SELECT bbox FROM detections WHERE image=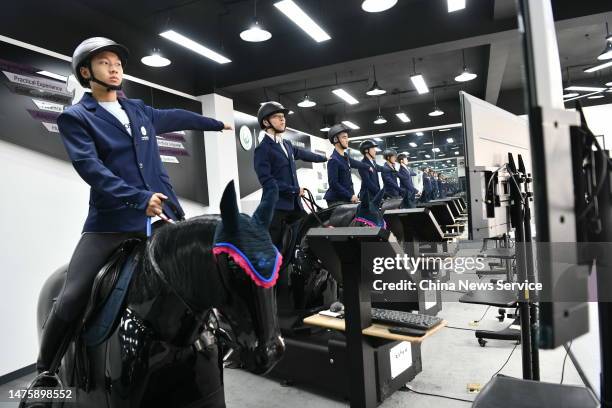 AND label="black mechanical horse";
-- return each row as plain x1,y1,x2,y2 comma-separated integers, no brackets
275,188,402,330
29,181,284,408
